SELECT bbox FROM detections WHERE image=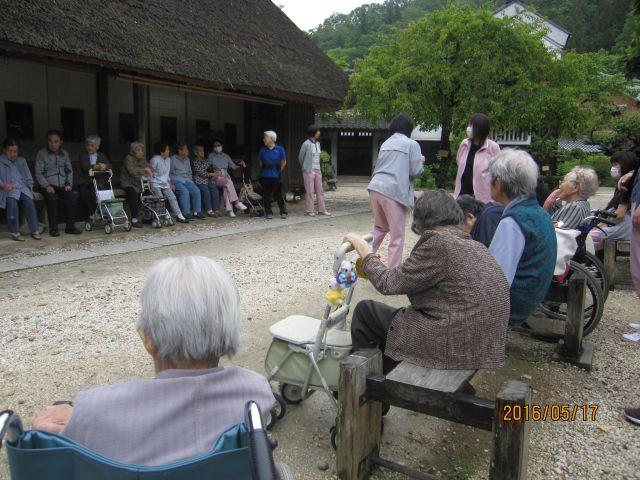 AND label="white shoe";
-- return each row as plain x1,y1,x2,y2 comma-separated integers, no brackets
629,323,640,332
622,332,640,344
227,210,236,218
235,202,247,211
305,211,316,217
318,211,332,216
